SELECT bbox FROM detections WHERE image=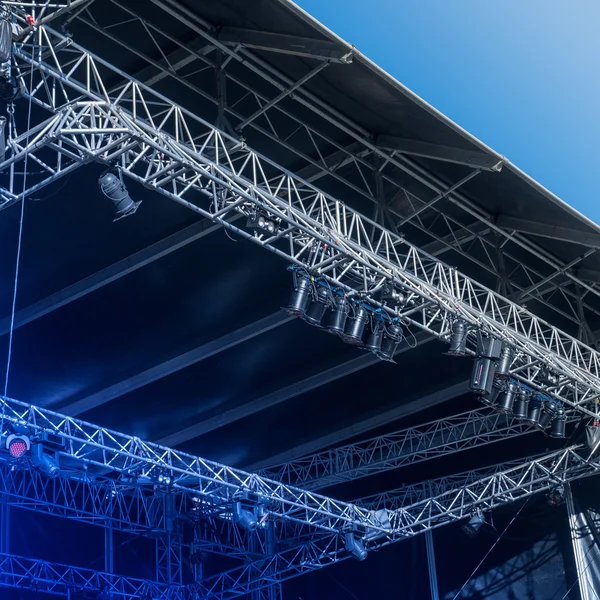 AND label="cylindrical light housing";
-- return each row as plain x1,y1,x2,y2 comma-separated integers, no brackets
446,320,469,356
303,285,331,327
342,306,369,345
496,382,518,414
326,296,349,335
470,358,496,397
526,396,543,428
549,406,567,439
377,322,403,362
365,322,384,354
495,344,514,380
513,389,531,419
538,401,558,430
283,277,312,317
